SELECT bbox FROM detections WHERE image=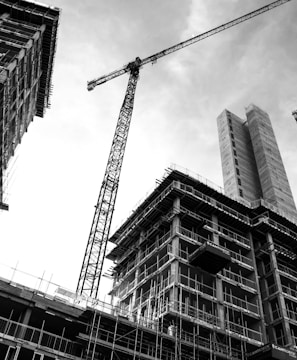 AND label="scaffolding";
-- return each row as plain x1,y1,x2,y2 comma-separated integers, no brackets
0,1,60,209
82,299,247,360
2,167,297,358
